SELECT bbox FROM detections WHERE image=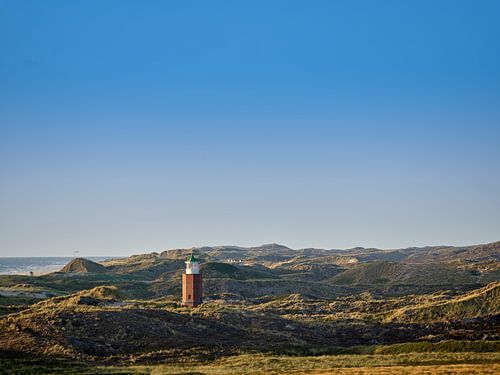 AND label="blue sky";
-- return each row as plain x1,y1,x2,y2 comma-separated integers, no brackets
1,0,499,256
